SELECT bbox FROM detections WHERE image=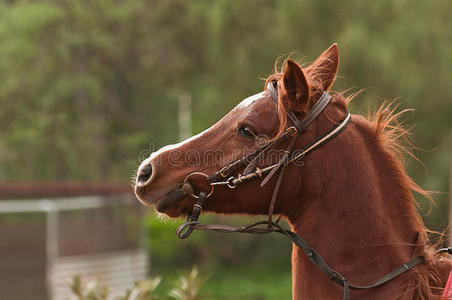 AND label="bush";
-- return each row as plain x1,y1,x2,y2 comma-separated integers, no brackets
70,267,206,300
